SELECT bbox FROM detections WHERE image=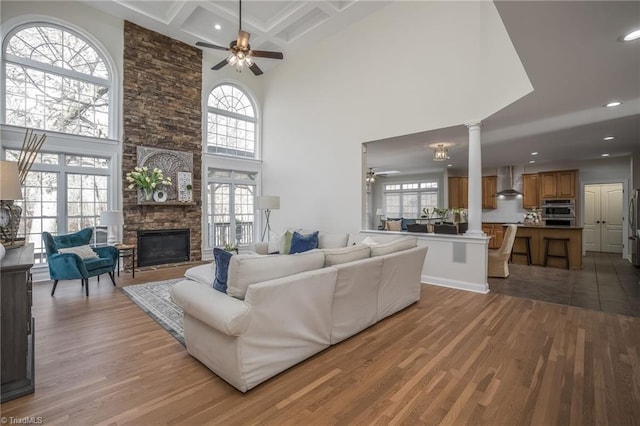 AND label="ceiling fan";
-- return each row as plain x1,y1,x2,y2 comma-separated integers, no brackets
196,0,284,75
